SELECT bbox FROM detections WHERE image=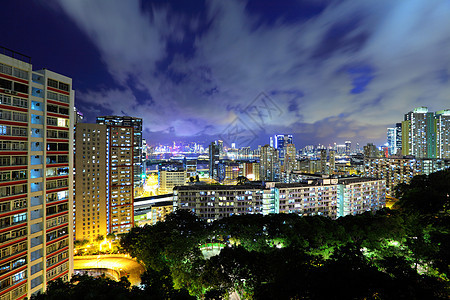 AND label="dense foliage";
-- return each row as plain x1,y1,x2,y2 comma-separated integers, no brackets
38,170,450,299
